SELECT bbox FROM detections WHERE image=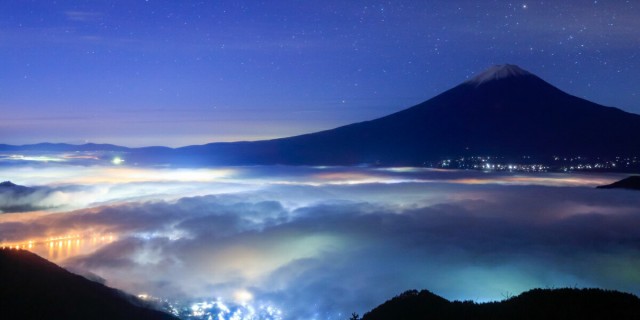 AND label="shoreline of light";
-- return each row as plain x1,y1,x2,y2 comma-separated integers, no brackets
0,232,117,262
